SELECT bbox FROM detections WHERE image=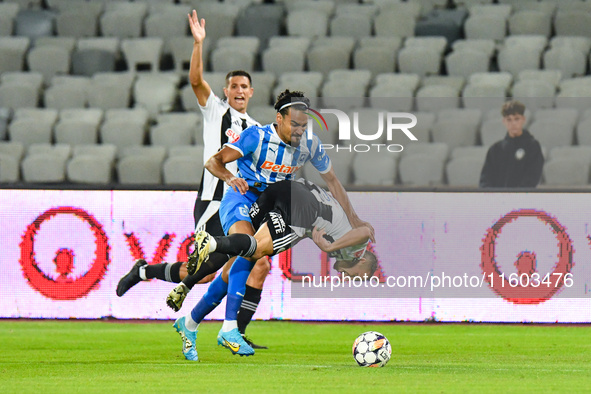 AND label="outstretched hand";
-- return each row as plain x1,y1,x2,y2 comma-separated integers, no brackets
351,218,376,243
188,10,206,43
312,227,333,252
